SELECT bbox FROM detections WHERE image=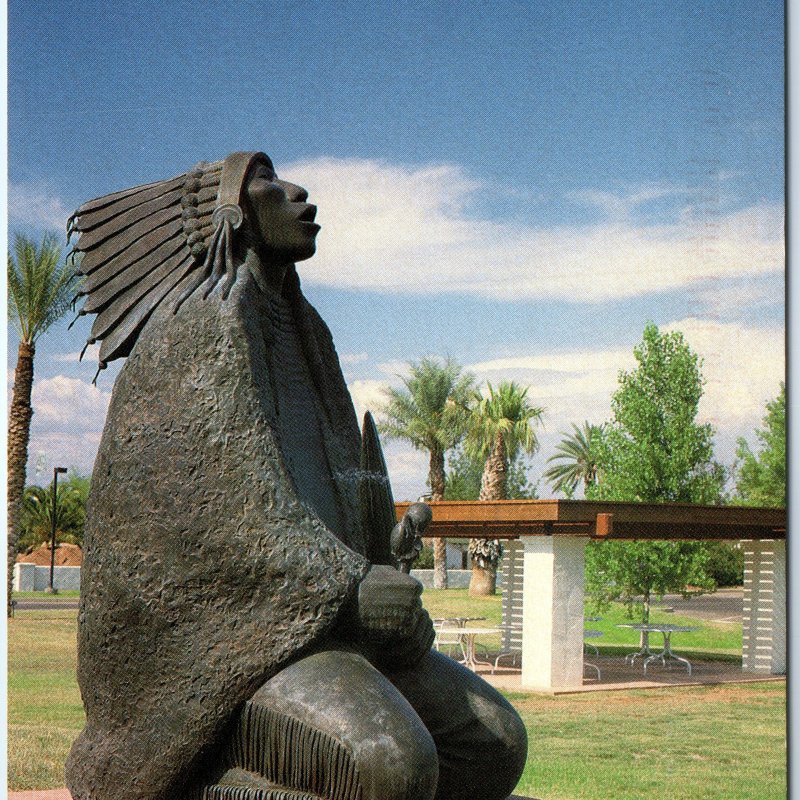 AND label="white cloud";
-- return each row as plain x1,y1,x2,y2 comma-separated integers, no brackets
339,352,369,365
31,375,111,430
662,318,784,433
282,157,784,303
9,182,72,231
382,443,430,502
464,350,633,437
462,319,783,441
51,343,101,364
348,379,390,424
25,431,103,480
